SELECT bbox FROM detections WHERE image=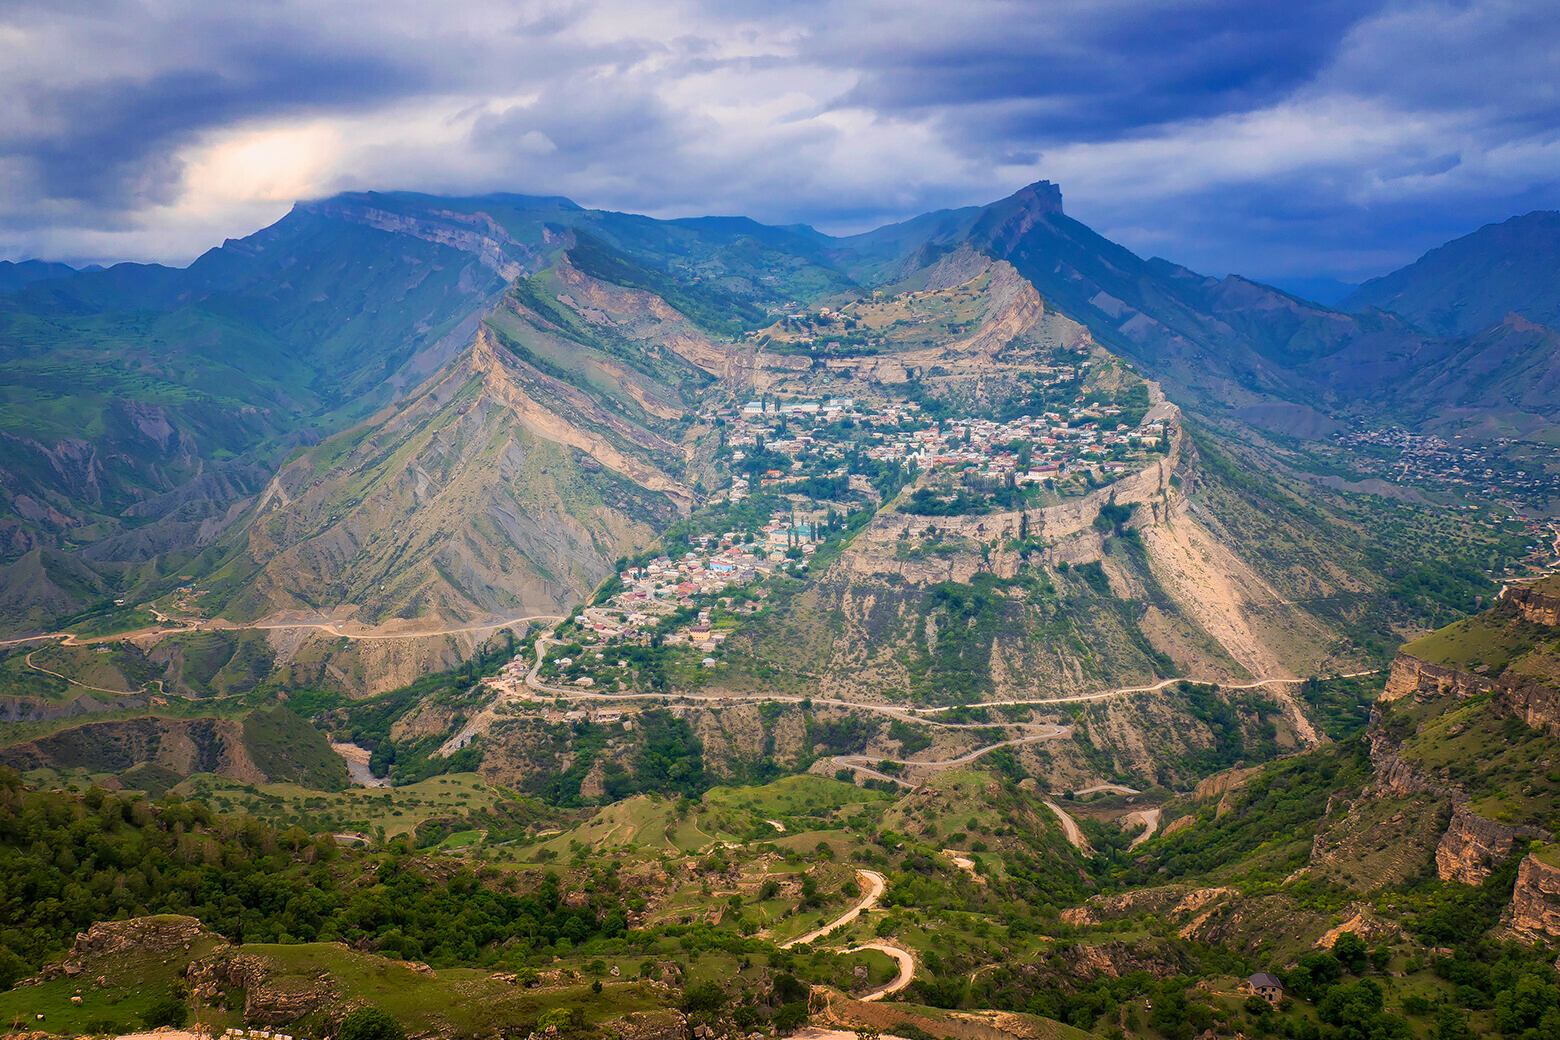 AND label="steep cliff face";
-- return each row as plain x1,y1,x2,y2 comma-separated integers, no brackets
1508,849,1560,941
1502,582,1560,627
1435,807,1551,885
1380,652,1496,703
1367,644,1559,887
844,402,1184,570
1382,648,1560,735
